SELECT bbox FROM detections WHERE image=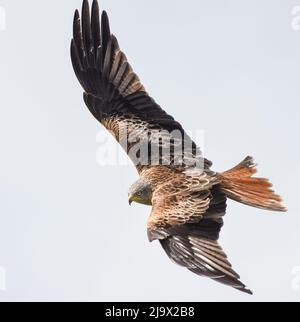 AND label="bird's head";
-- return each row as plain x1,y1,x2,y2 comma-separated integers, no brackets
128,179,153,206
